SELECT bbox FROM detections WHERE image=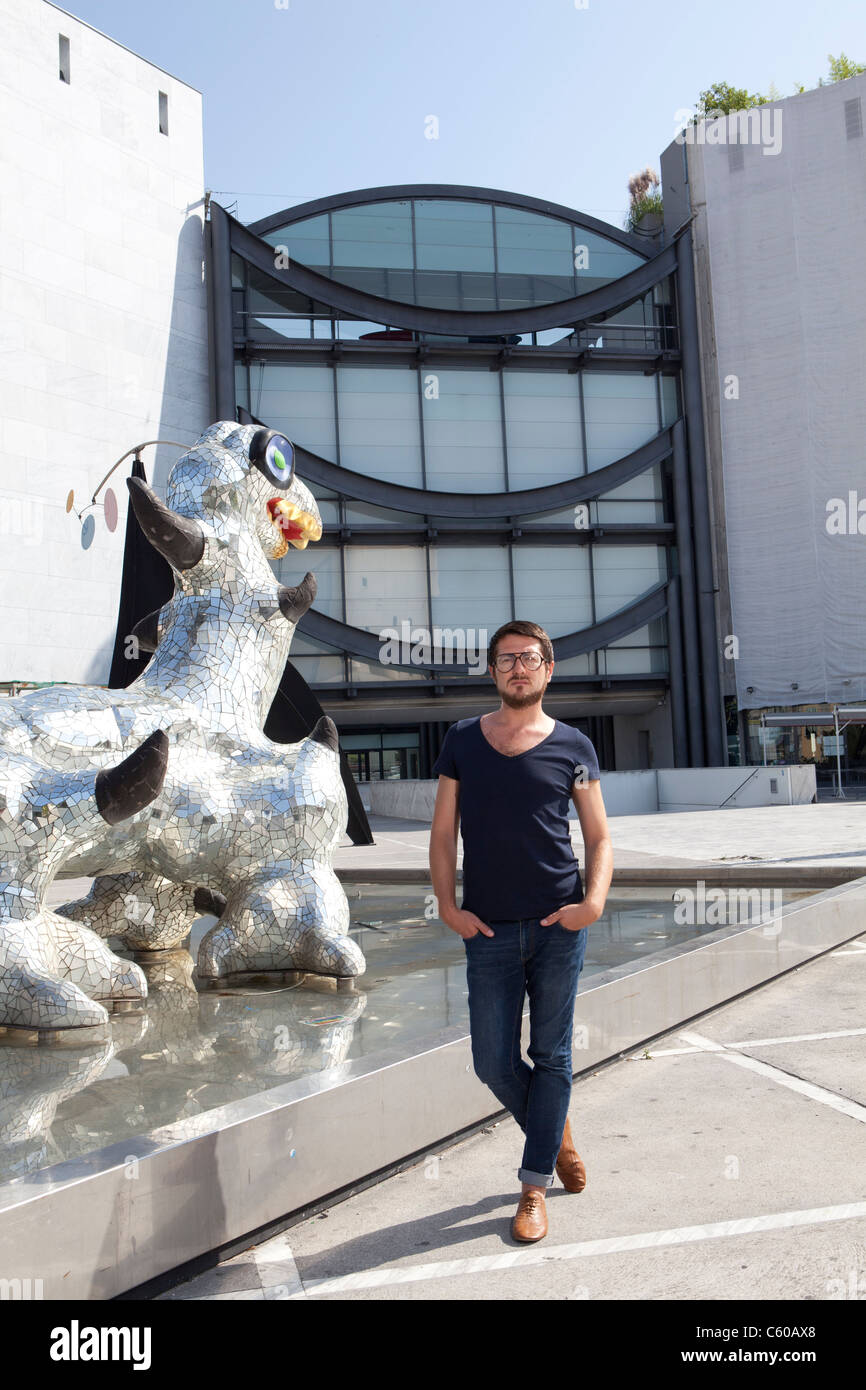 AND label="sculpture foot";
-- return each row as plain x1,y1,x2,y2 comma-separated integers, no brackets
293,926,366,978
197,920,364,980
56,872,226,952
0,963,111,1036
0,909,146,1037
52,914,147,1005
